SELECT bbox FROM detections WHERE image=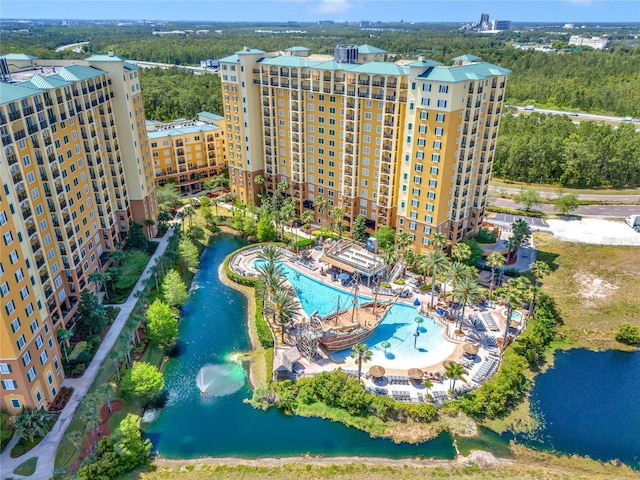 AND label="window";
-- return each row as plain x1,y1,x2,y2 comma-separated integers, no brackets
439,85,449,93
36,335,43,349
432,154,440,162
30,319,38,333
435,127,444,136
436,113,446,122
6,300,15,315
11,399,21,409
11,318,20,332
23,351,32,366
0,282,8,297
413,176,422,184
421,98,430,107
2,380,17,390
0,363,11,374
420,111,428,120
27,367,36,382
17,335,26,349
422,83,432,92
418,125,427,134
417,138,426,147
433,141,442,150
430,167,439,175
3,231,13,246
40,351,48,364
428,179,438,187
